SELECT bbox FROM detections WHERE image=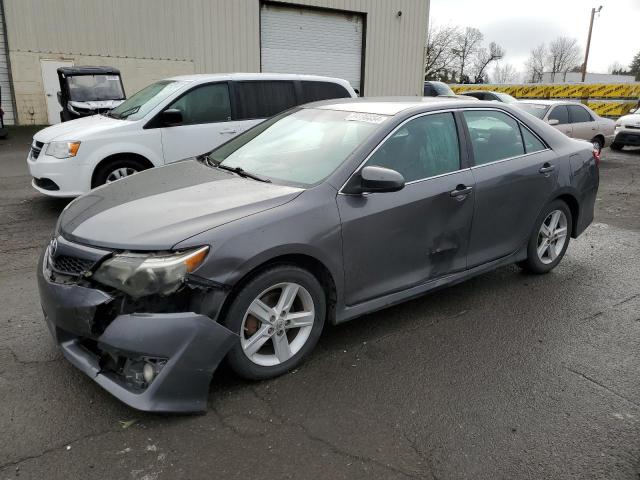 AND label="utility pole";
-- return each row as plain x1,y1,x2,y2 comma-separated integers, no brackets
581,5,602,82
